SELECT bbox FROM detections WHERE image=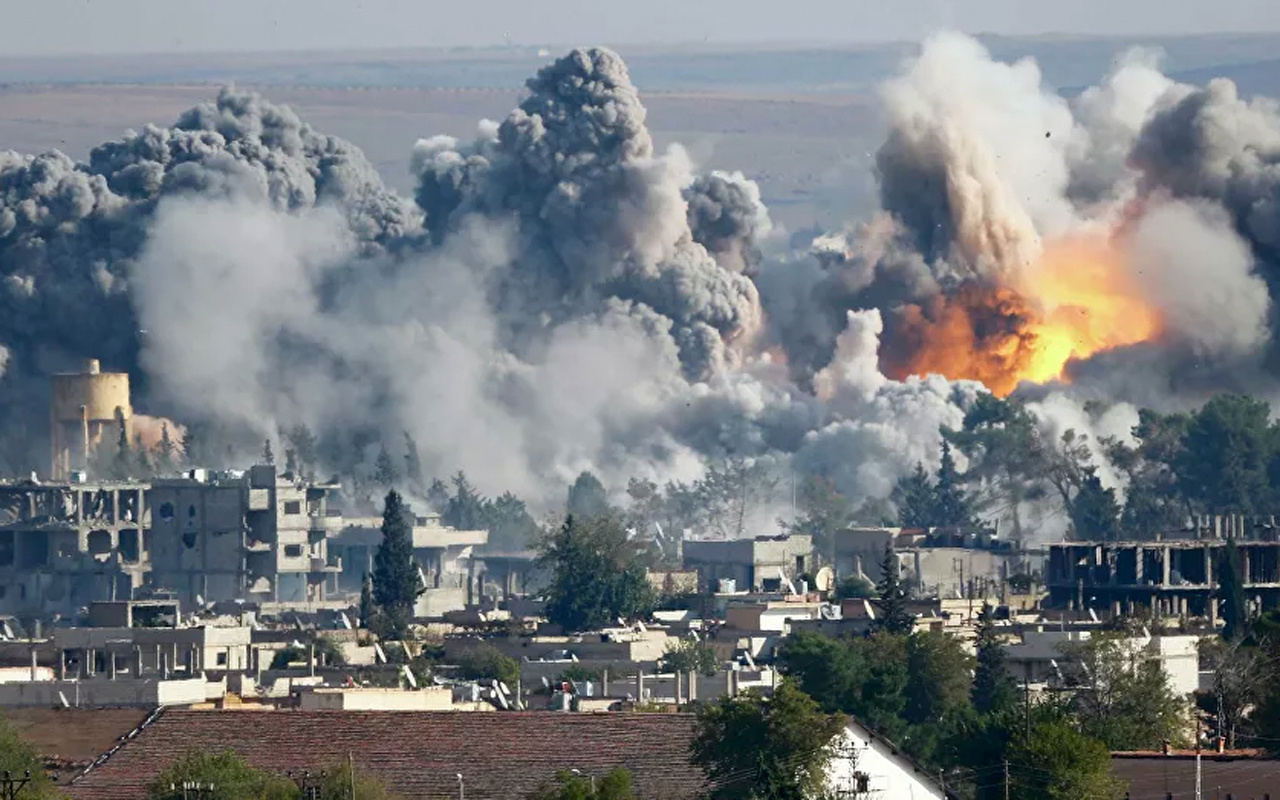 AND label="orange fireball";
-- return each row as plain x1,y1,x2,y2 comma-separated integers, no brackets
885,236,1162,395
